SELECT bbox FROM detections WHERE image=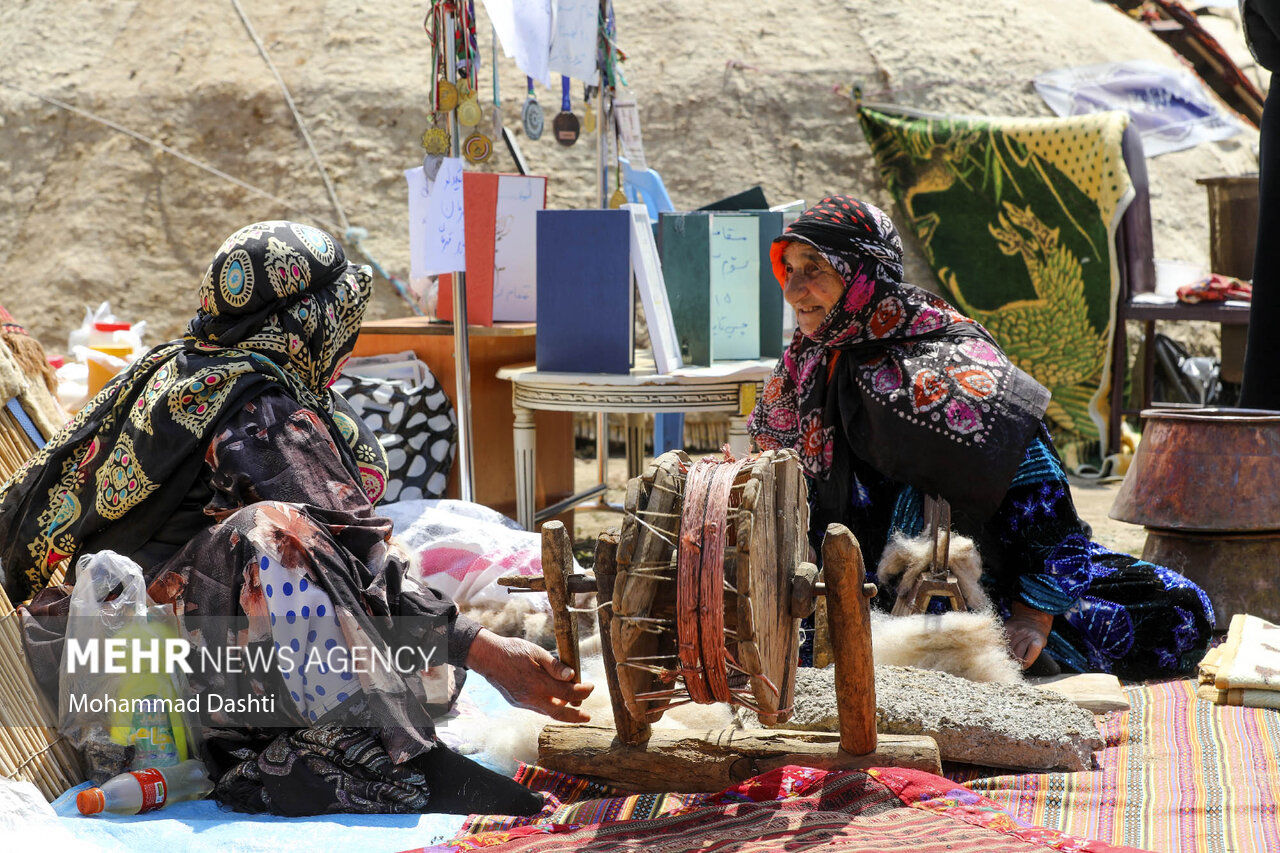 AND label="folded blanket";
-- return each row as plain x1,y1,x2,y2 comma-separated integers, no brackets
1197,614,1280,708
